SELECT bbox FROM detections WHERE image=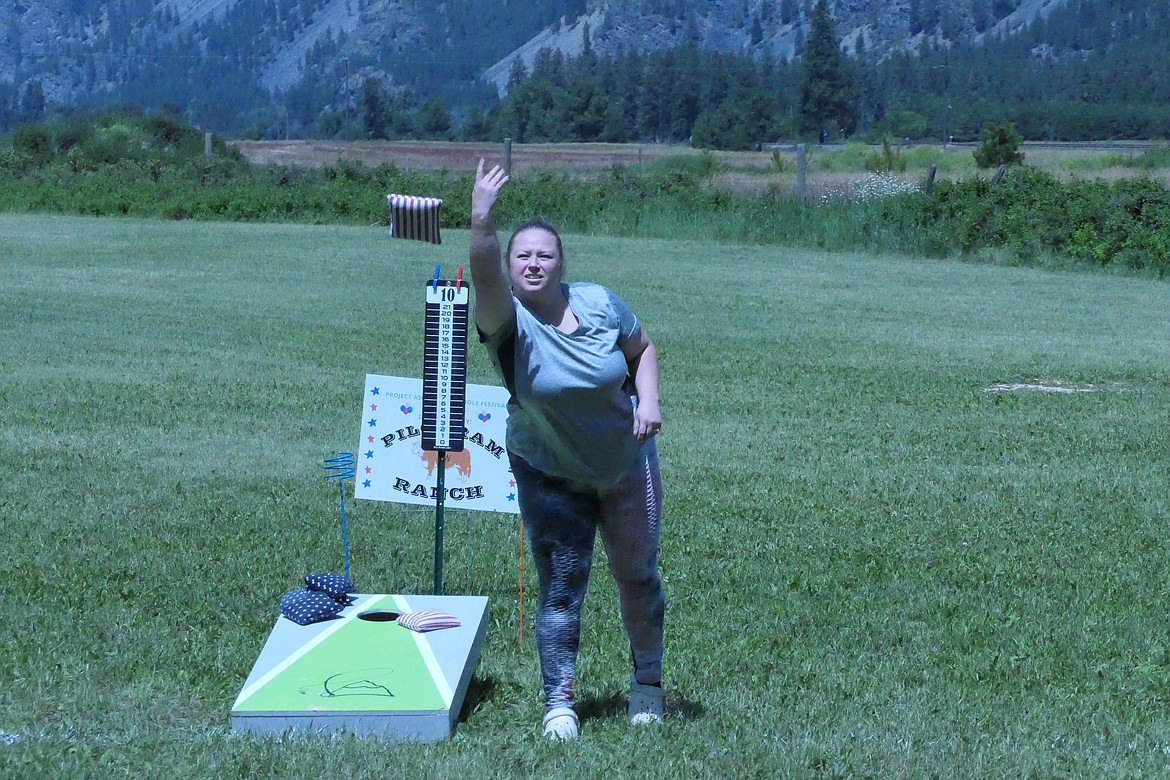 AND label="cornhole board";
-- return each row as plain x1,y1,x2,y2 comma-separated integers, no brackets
232,594,489,740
